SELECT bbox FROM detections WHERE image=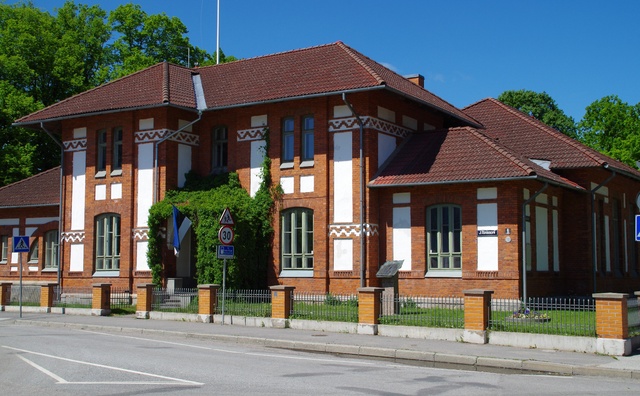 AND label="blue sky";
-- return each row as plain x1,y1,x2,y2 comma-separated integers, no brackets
28,0,640,122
